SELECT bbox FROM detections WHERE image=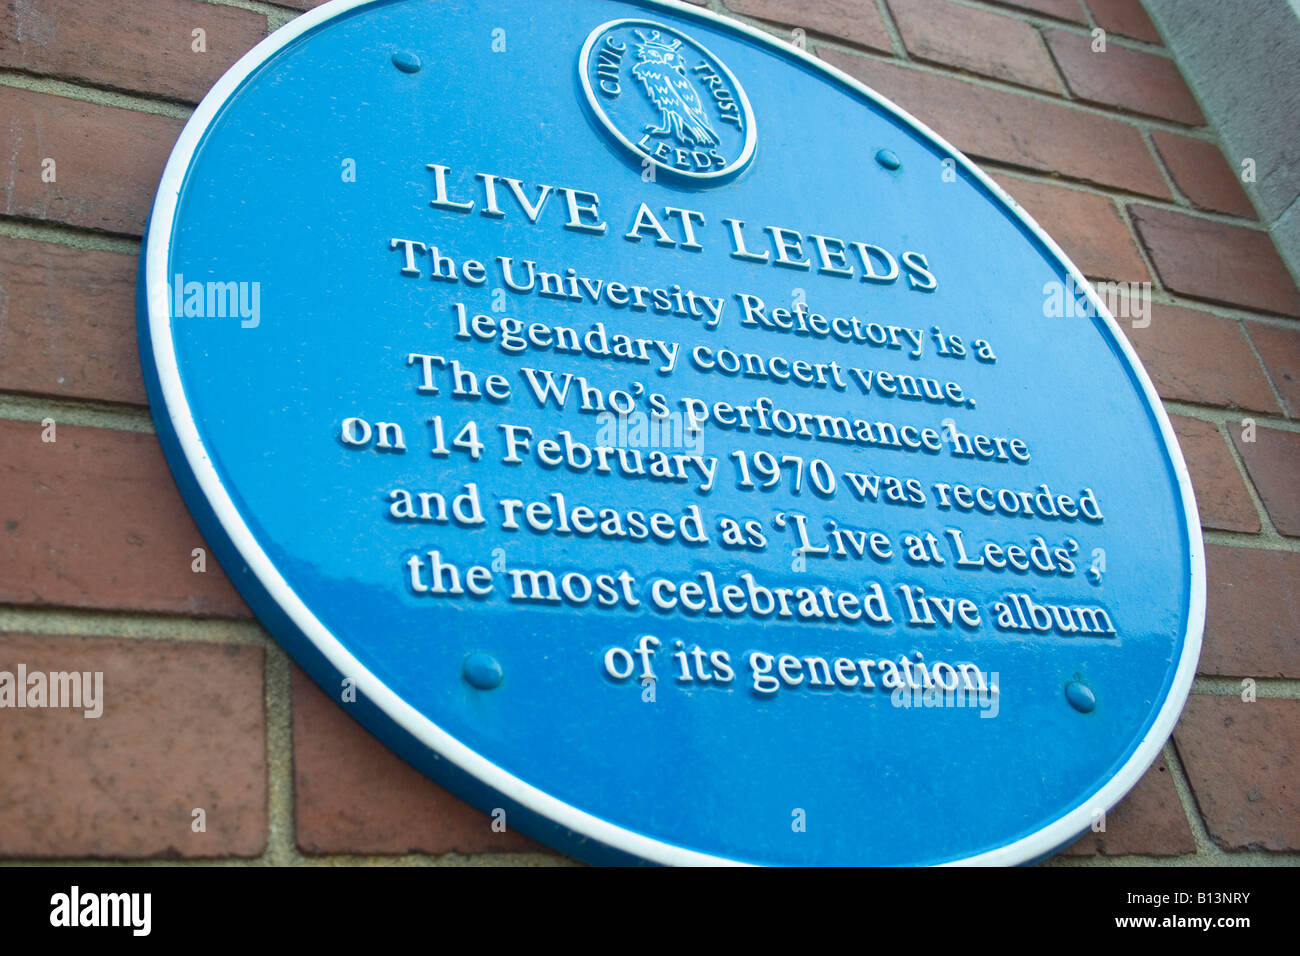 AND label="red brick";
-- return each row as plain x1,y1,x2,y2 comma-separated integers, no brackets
987,0,1087,23
1086,0,1162,44
291,666,553,856
1058,756,1195,856
0,87,183,236
1245,322,1300,419
817,50,1170,198
0,0,266,104
887,0,1062,93
1122,303,1281,414
0,420,251,617
992,173,1149,281
0,633,266,858
1151,131,1256,219
1130,206,1300,317
1044,30,1202,125
1174,696,1299,851
1201,546,1300,679
1230,425,1300,537
724,0,892,53
1169,416,1259,534
0,237,145,406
